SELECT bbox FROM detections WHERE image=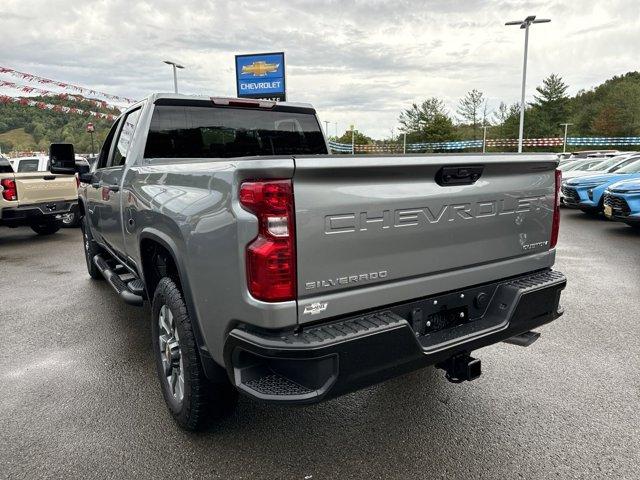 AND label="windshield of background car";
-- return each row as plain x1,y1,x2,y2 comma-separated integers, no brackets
615,159,640,174
144,105,328,158
562,161,590,171
587,158,620,171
